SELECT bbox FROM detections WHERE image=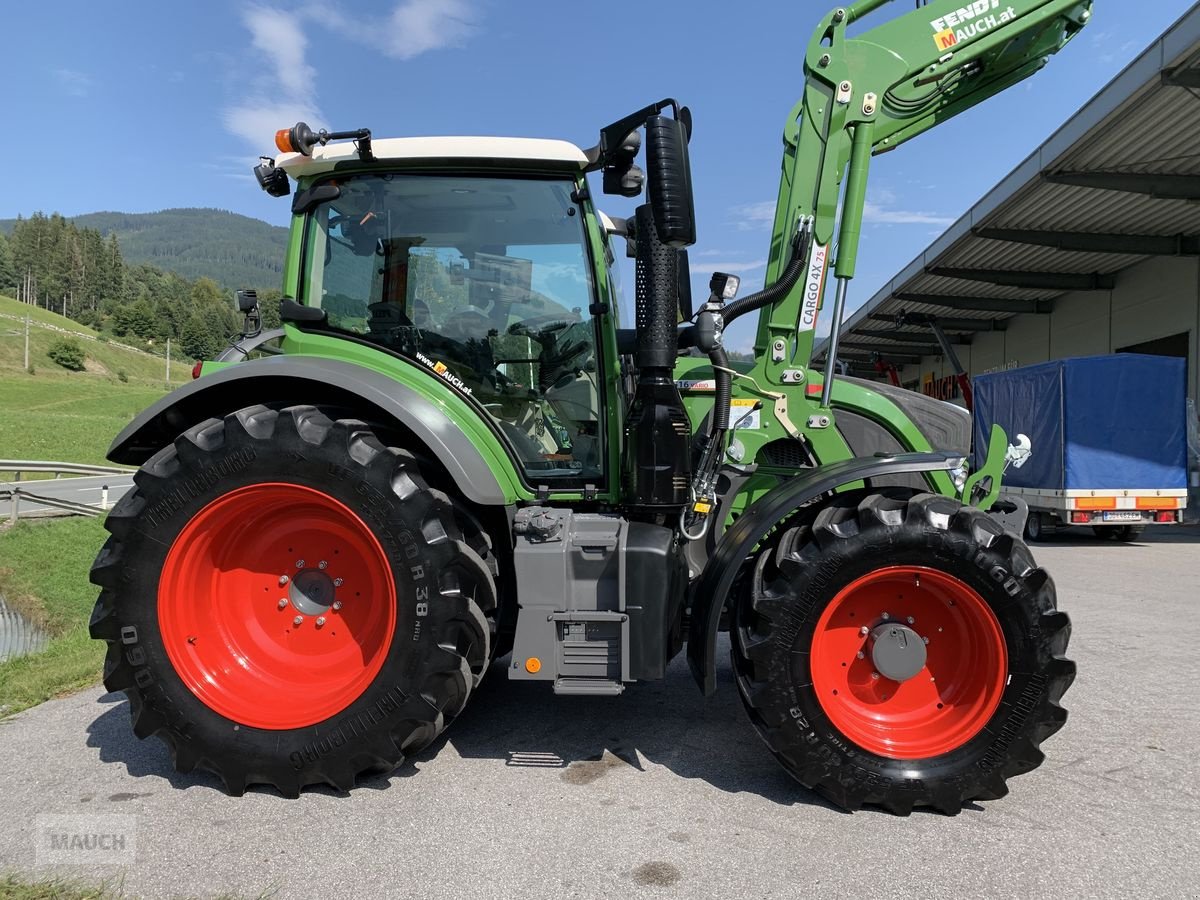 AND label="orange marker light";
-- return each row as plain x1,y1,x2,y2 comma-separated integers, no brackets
275,129,295,153
524,657,542,674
